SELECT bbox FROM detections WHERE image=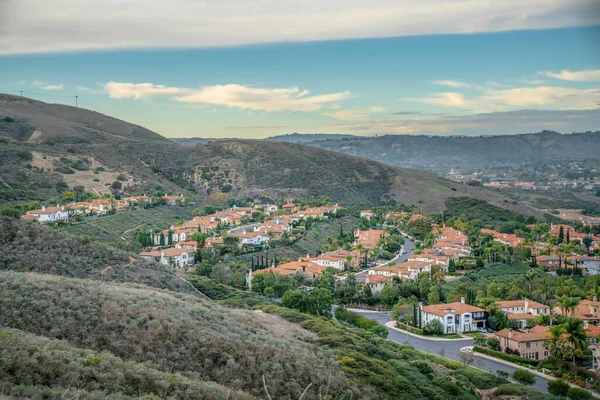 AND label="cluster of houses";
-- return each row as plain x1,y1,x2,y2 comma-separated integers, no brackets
481,223,600,275
21,194,185,223
139,202,343,269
